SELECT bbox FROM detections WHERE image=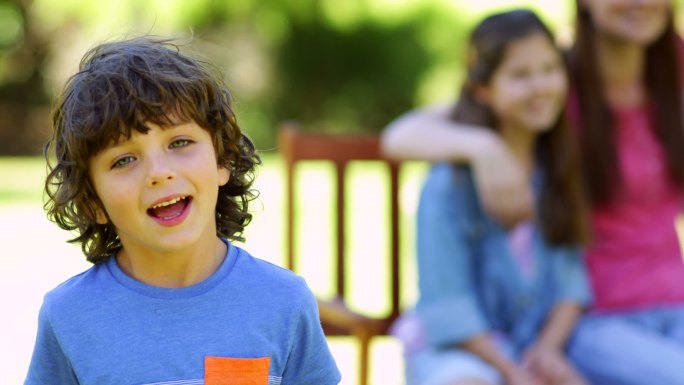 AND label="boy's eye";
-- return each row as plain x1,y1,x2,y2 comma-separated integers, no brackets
170,139,192,149
112,156,135,169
